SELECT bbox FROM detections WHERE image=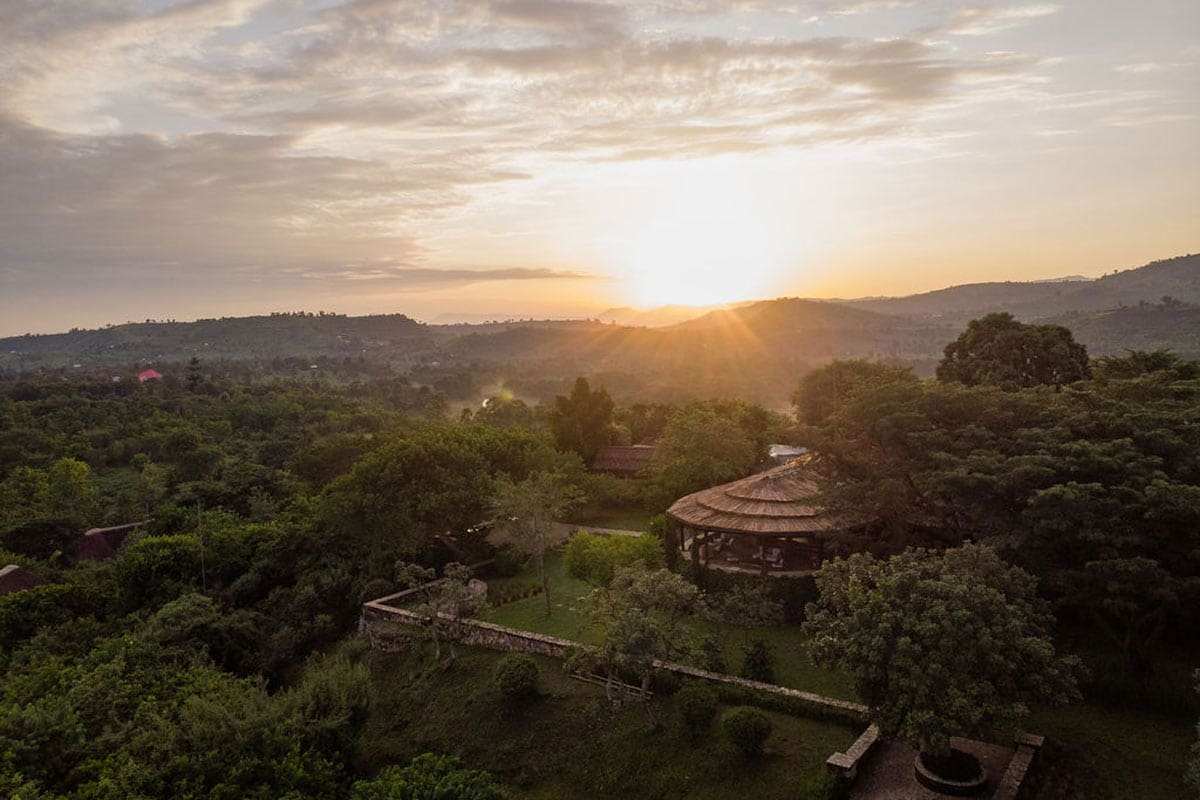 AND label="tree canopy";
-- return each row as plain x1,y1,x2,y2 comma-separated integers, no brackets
548,377,614,463
936,312,1091,389
804,544,1080,755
